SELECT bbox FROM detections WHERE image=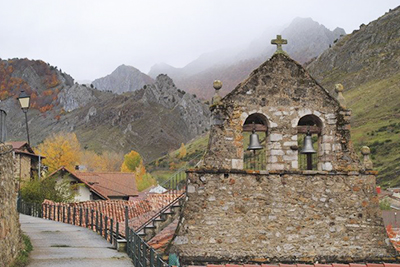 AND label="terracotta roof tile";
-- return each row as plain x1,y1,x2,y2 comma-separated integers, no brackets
366,264,384,267
190,264,400,267
47,167,138,199
42,193,177,237
332,264,350,267
8,141,28,149
148,218,178,251
279,264,296,267
75,171,138,198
